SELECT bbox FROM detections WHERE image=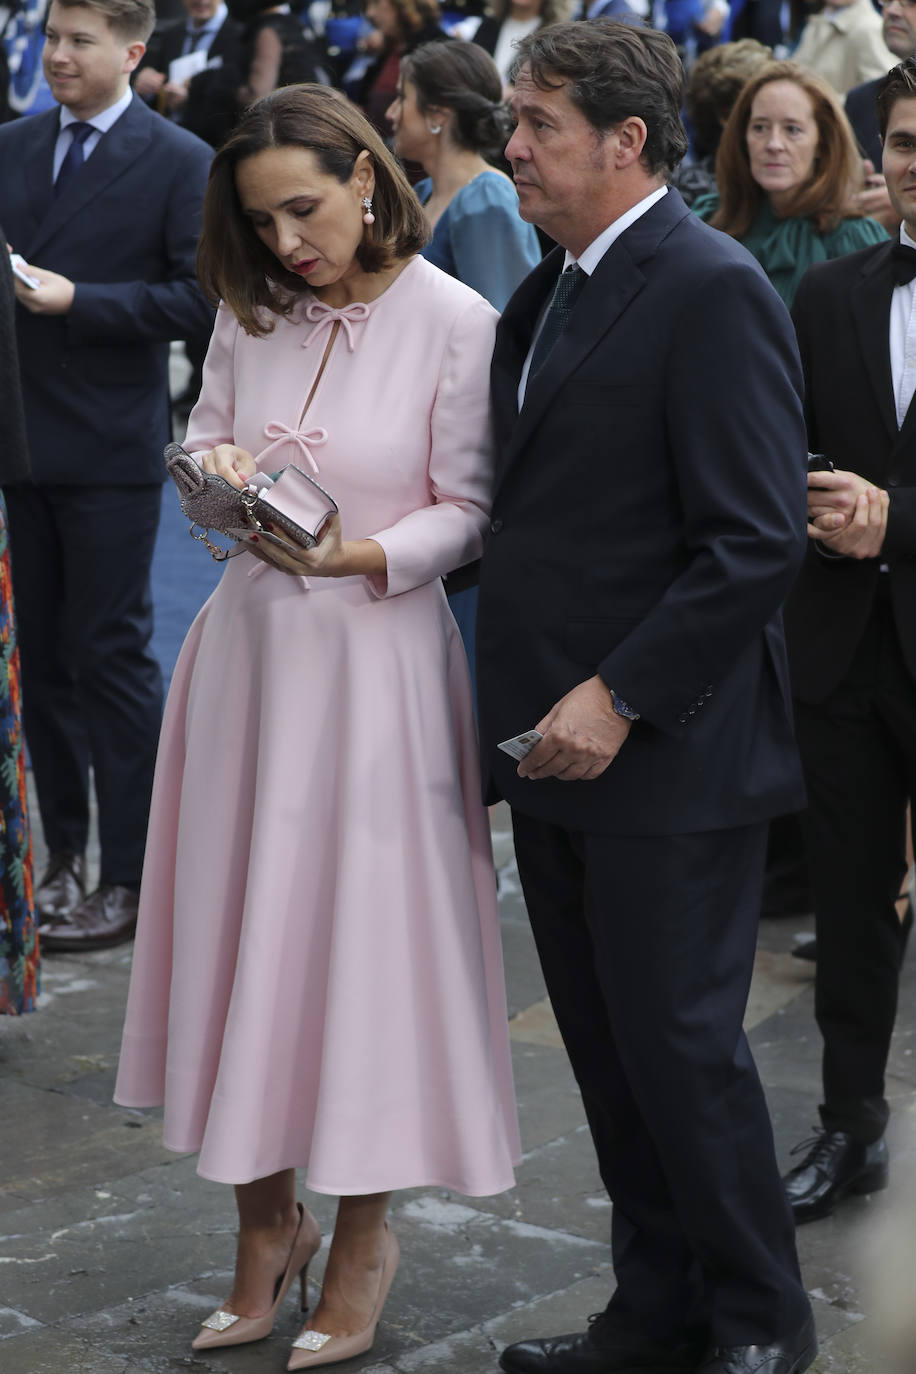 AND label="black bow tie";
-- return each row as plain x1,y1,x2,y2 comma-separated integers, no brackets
892,242,916,285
